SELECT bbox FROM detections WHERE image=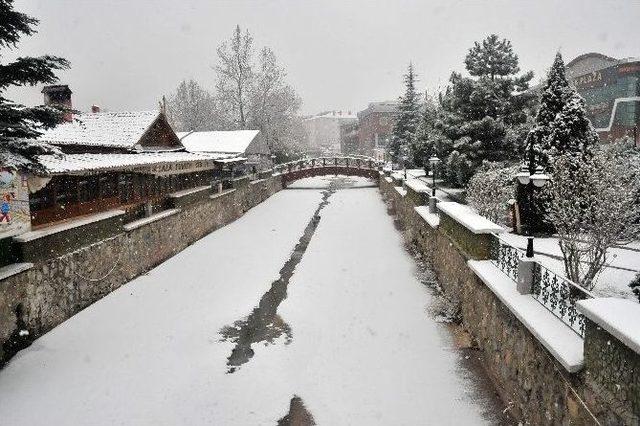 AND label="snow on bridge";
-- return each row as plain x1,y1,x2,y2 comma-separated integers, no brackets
275,156,383,185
